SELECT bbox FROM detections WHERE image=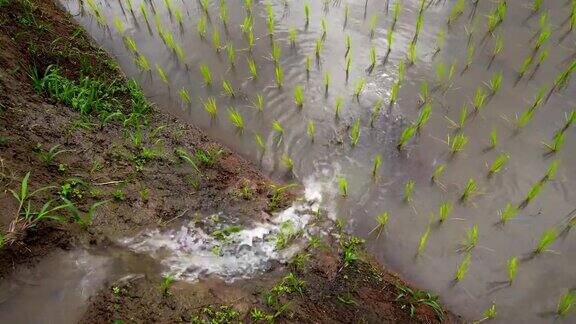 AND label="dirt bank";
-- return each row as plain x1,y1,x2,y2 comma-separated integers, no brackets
0,0,458,322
